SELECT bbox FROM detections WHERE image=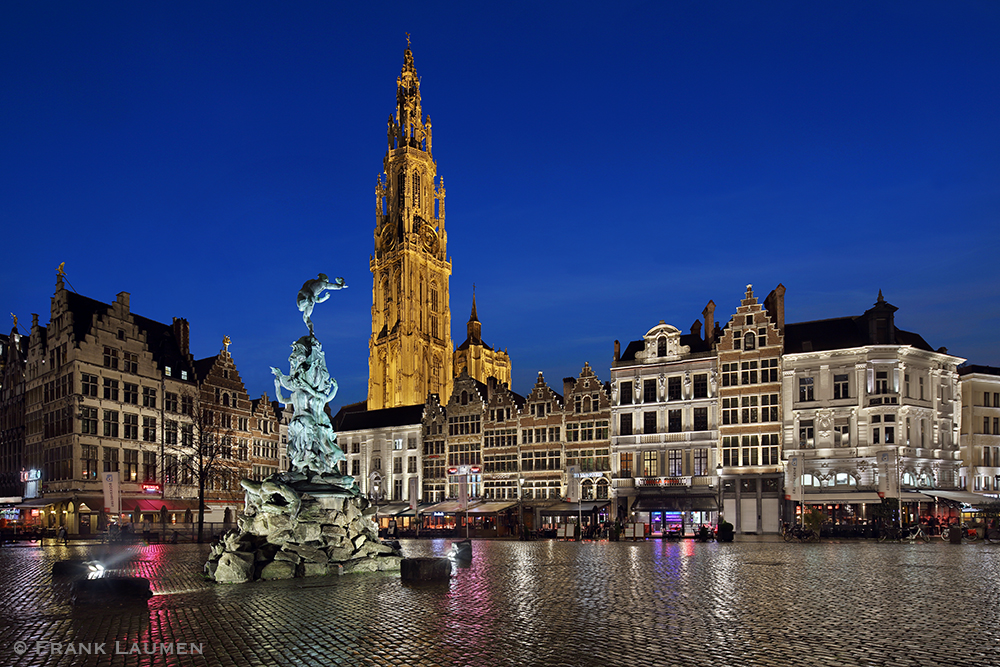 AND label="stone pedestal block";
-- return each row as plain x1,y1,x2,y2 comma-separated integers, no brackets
401,557,452,582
